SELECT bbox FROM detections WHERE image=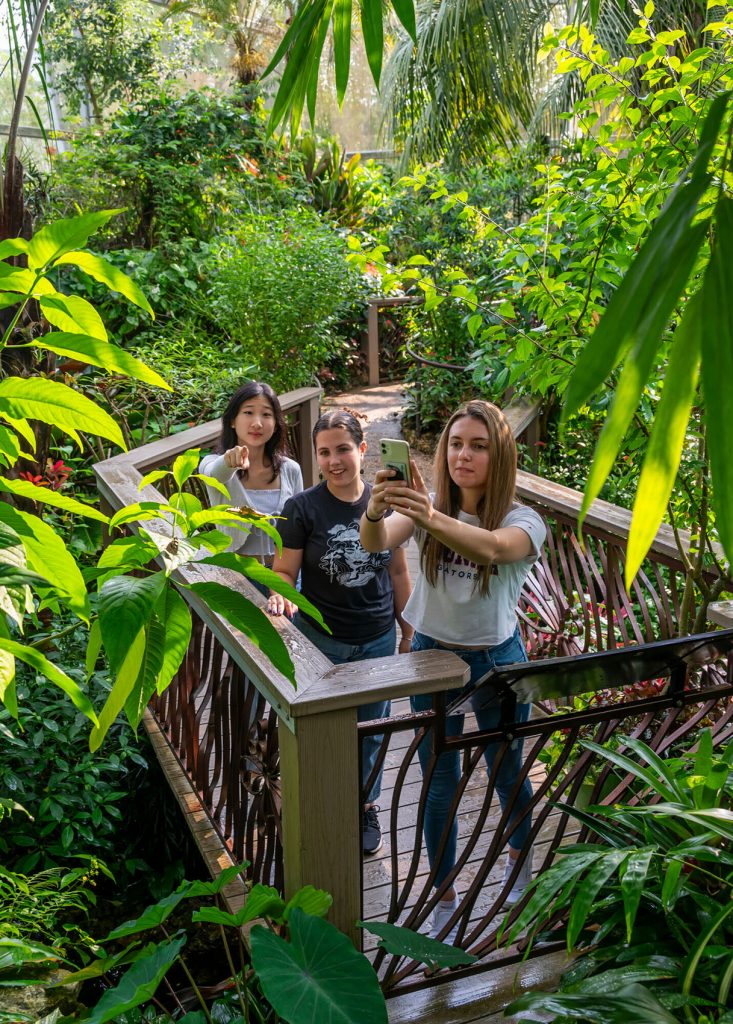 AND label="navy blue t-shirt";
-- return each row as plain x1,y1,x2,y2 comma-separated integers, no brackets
277,482,394,642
